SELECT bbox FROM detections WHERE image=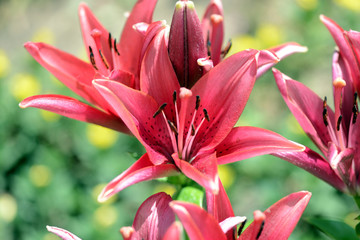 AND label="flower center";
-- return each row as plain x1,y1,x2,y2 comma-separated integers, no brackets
153,87,210,161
